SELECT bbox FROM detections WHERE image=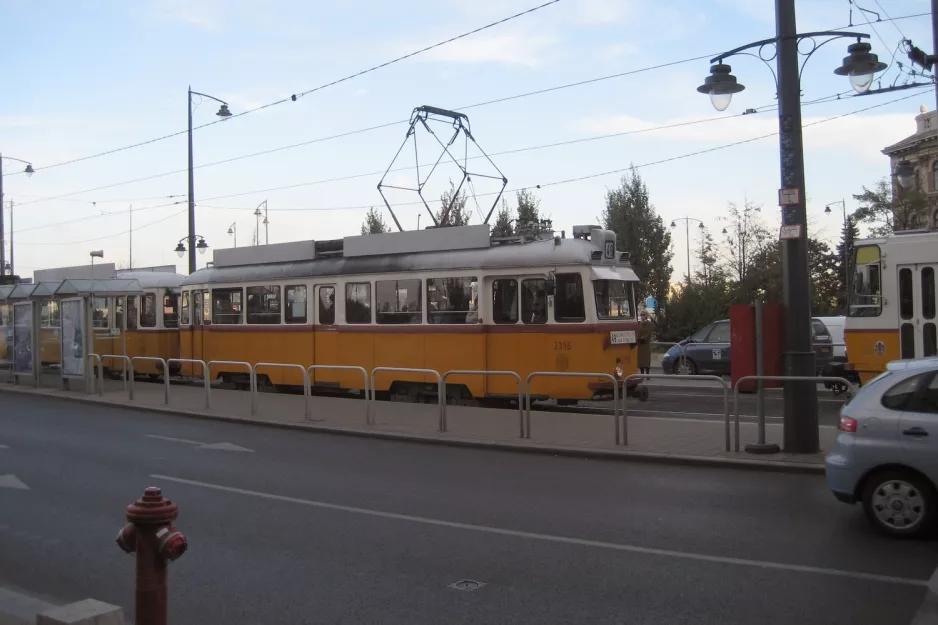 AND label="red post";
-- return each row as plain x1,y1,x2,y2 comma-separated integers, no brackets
116,487,188,625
